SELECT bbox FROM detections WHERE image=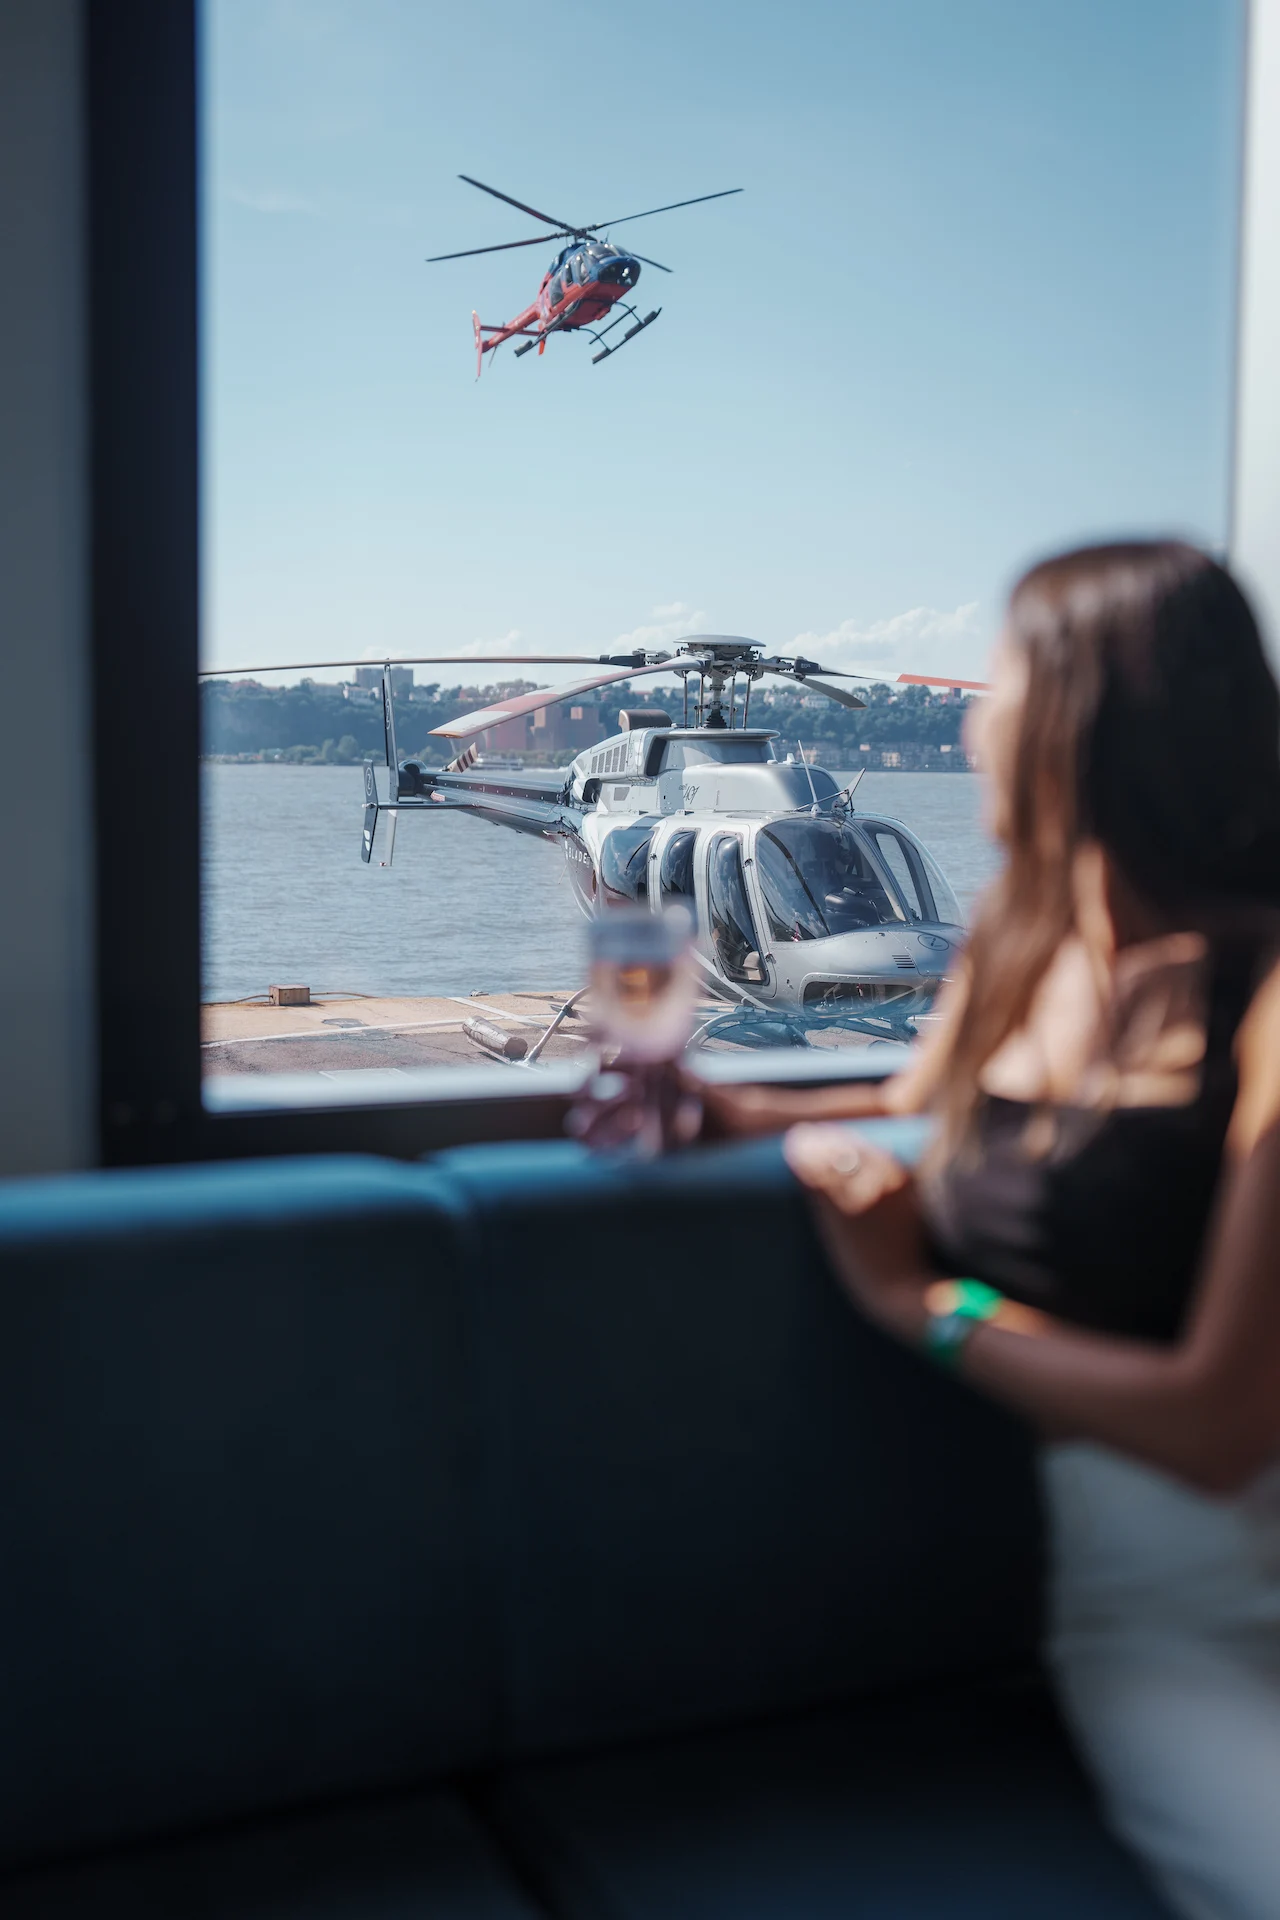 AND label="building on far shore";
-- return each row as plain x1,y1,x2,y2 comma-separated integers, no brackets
353,665,414,696
482,703,605,754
